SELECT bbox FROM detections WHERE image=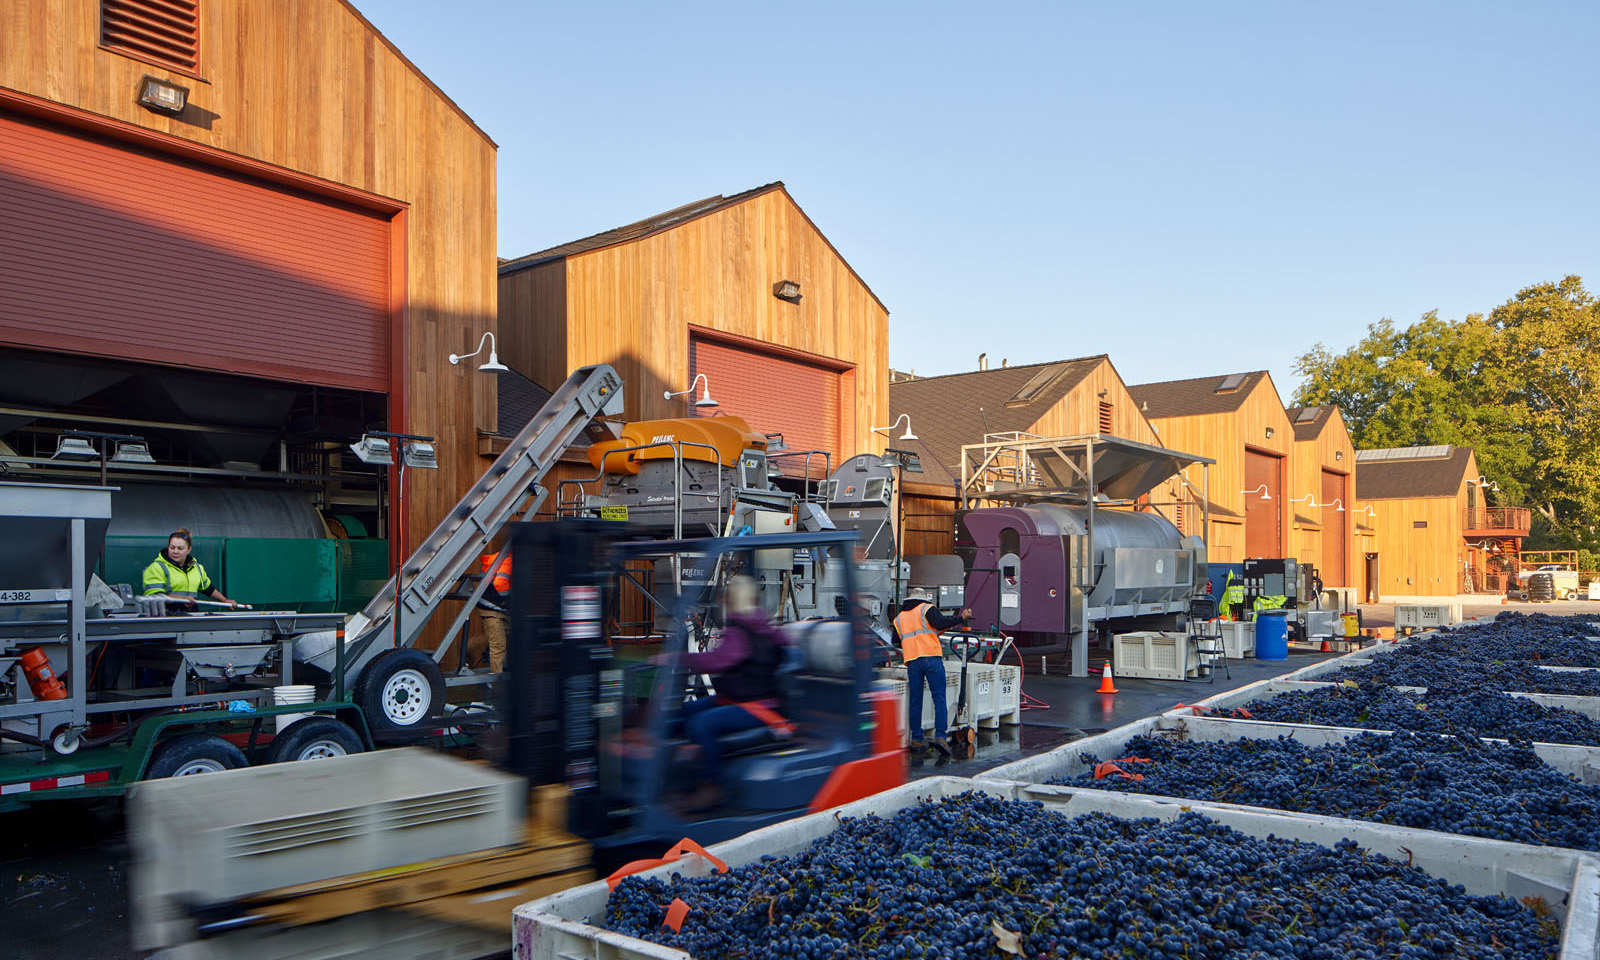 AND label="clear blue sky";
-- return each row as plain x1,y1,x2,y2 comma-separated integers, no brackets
354,1,1599,399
